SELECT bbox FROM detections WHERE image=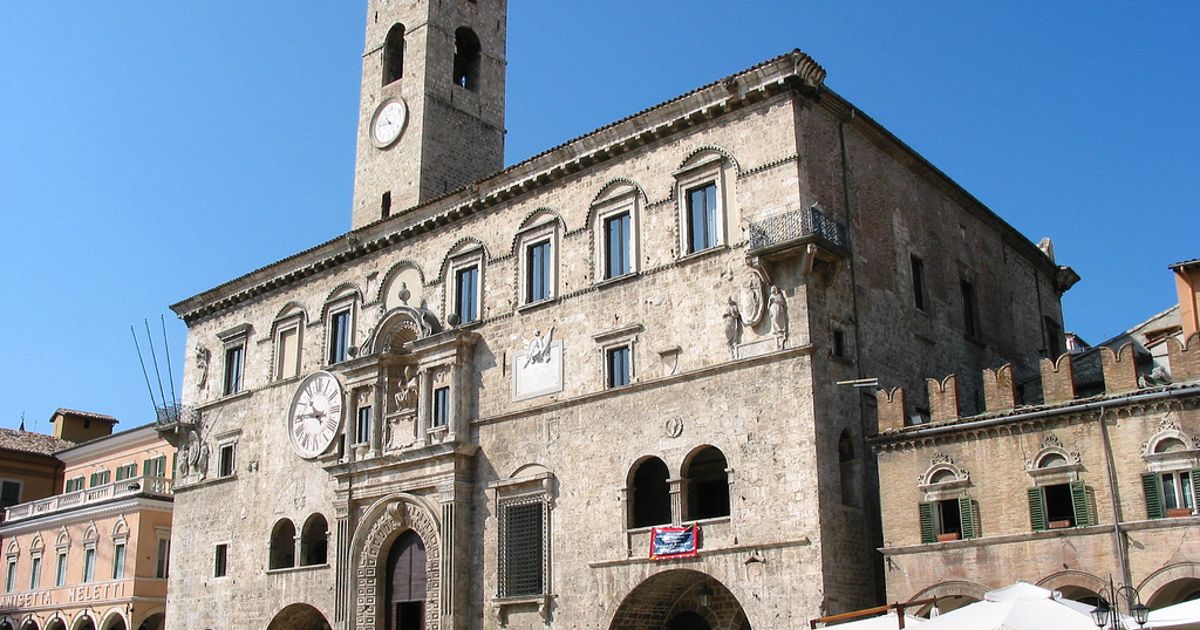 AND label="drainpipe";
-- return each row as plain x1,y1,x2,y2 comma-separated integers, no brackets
1097,404,1134,601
